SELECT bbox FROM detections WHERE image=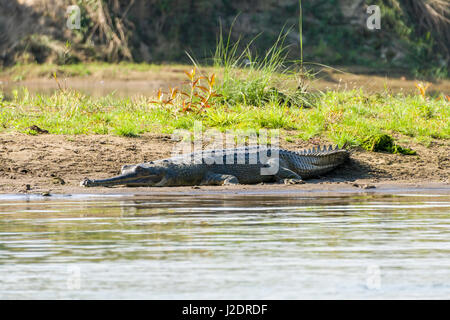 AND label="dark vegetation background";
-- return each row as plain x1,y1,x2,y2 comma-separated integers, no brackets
0,0,449,78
